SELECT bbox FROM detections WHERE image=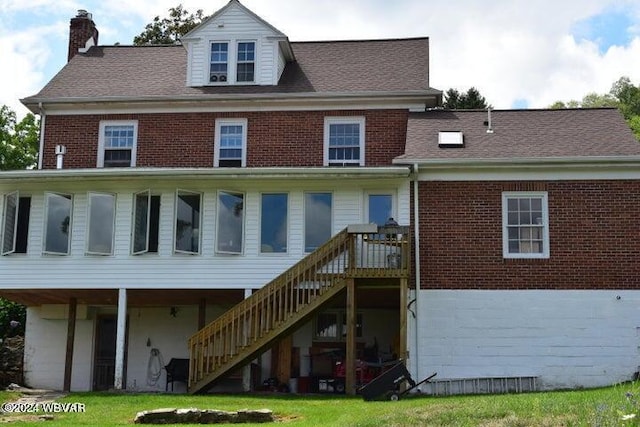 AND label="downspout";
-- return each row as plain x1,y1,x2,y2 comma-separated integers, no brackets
412,163,421,381
37,102,45,170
